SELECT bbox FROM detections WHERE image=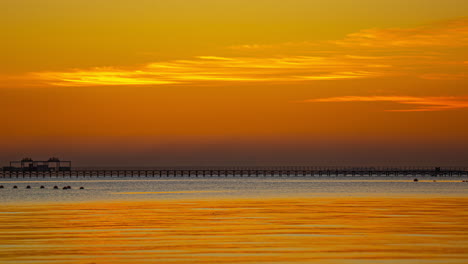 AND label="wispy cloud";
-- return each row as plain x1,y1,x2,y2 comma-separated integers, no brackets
334,17,468,48
229,17,468,50
32,56,386,86
302,96,468,112
230,17,468,81
30,17,468,87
